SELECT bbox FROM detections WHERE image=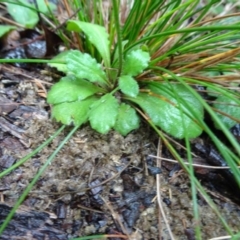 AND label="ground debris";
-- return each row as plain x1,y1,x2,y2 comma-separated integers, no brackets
0,203,68,240
194,142,240,201
0,96,19,114
0,116,29,147
0,61,240,239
